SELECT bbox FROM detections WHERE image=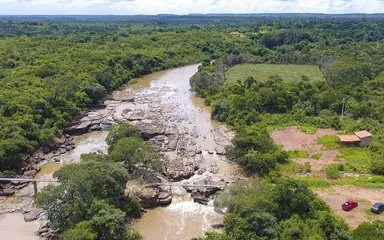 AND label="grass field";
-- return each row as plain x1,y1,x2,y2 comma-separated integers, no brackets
295,175,384,189
225,64,325,84
288,150,309,159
